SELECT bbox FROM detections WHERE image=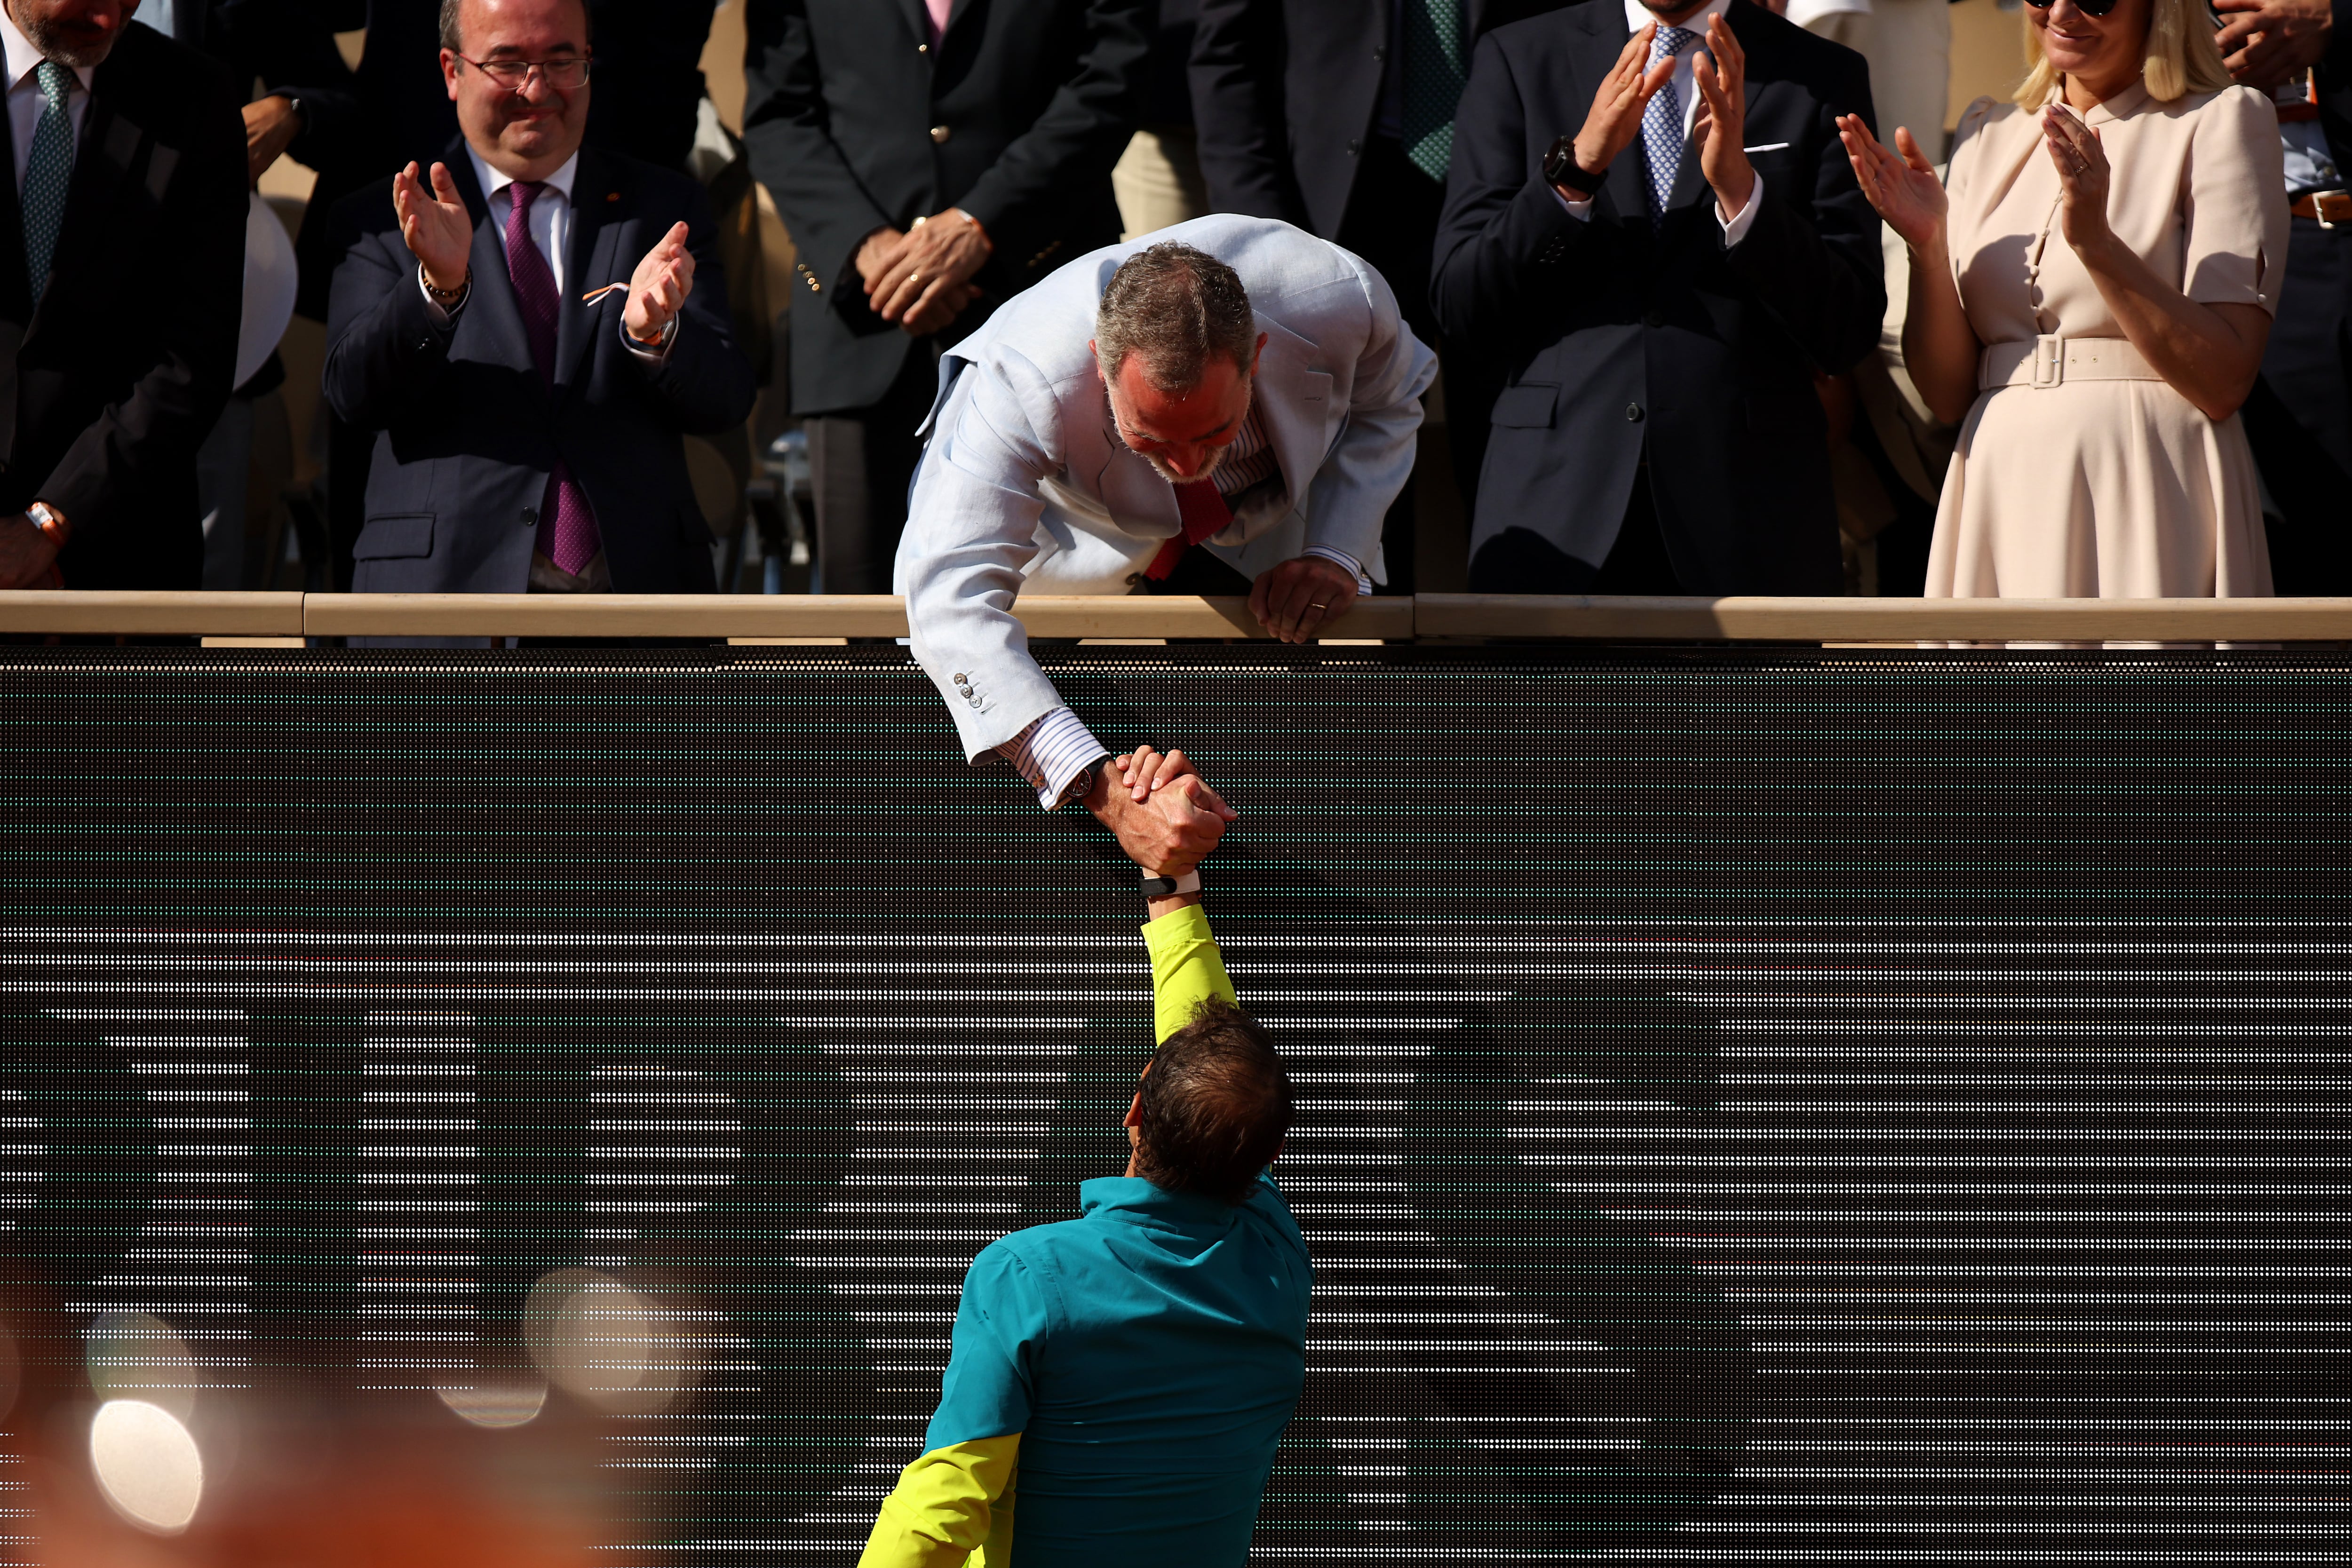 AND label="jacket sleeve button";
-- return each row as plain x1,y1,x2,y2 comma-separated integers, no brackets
930,124,952,144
